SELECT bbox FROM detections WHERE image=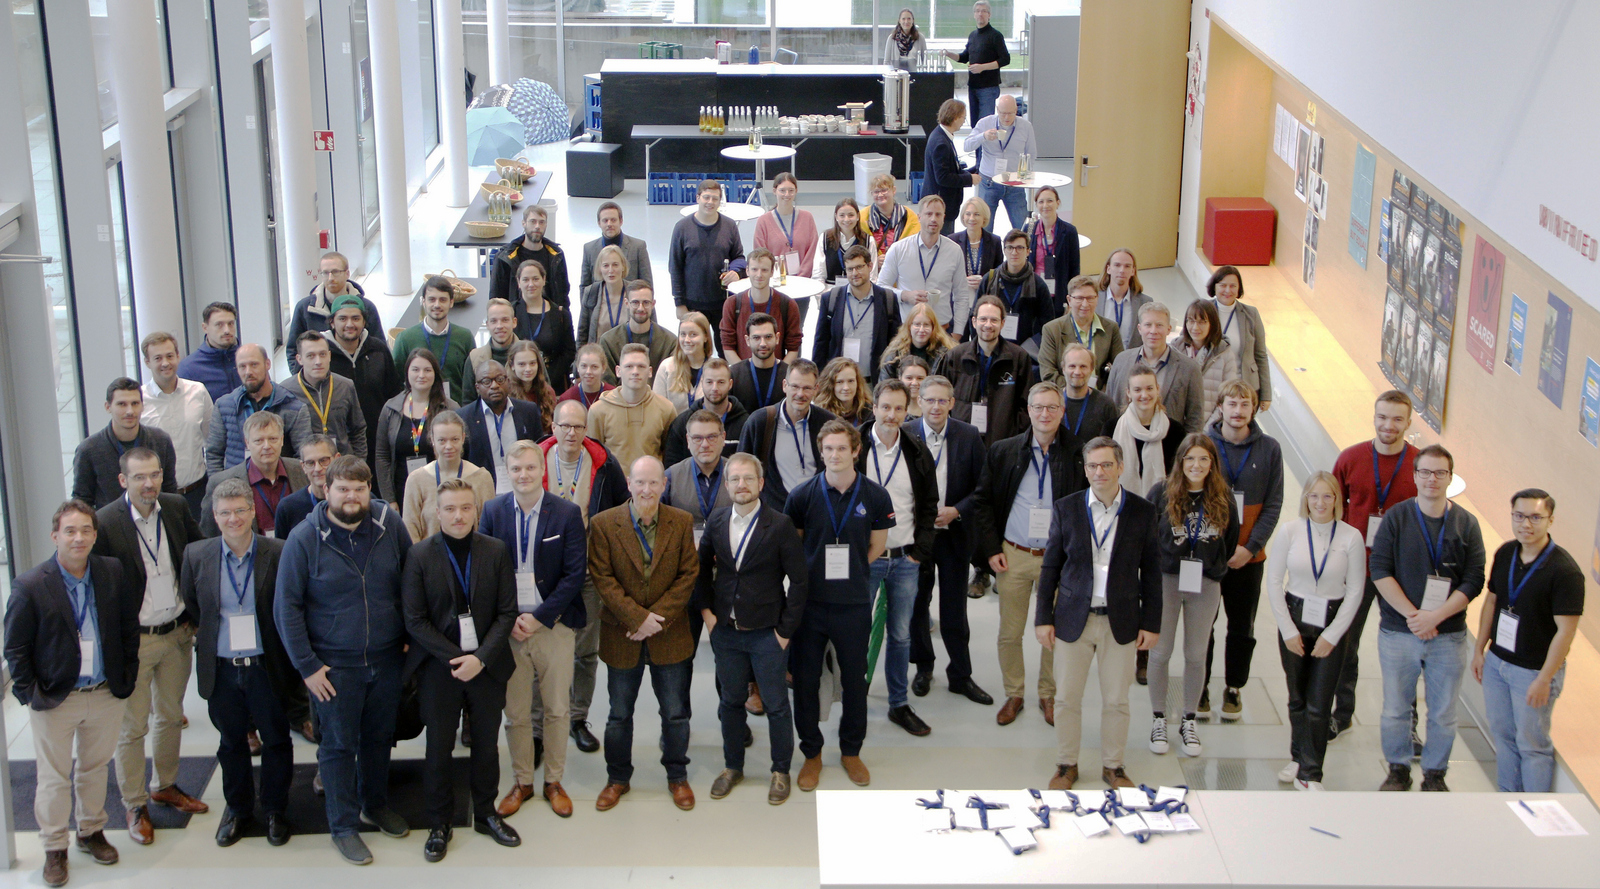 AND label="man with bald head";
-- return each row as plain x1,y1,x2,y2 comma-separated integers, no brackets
205,343,314,473
964,93,1035,232
586,456,701,812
